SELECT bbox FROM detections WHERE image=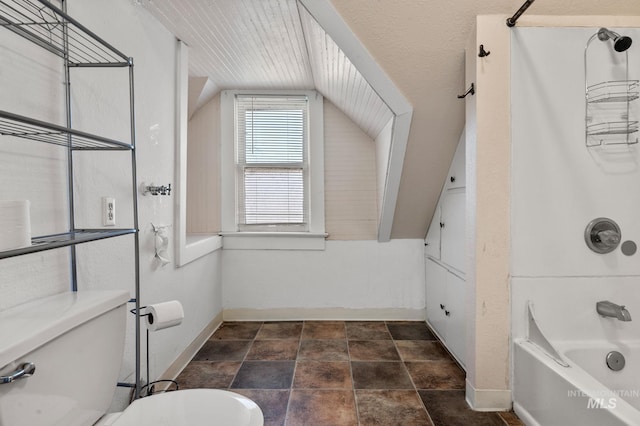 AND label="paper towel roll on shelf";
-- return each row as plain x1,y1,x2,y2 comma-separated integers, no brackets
0,200,31,252
145,300,184,331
